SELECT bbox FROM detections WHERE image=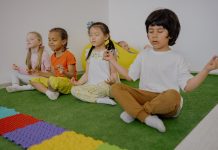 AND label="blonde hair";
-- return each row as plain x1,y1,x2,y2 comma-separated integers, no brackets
25,32,44,71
